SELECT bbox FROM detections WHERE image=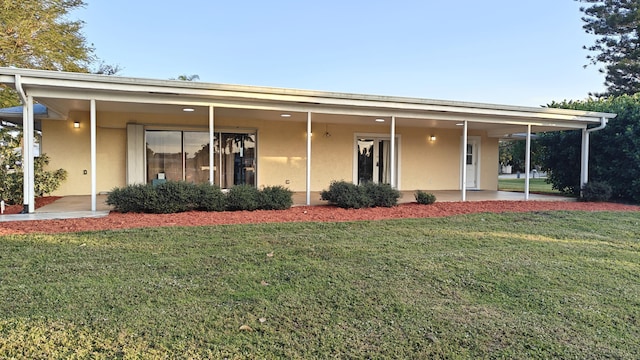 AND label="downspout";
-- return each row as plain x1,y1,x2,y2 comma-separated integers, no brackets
15,75,27,103
580,117,608,188
15,75,32,214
